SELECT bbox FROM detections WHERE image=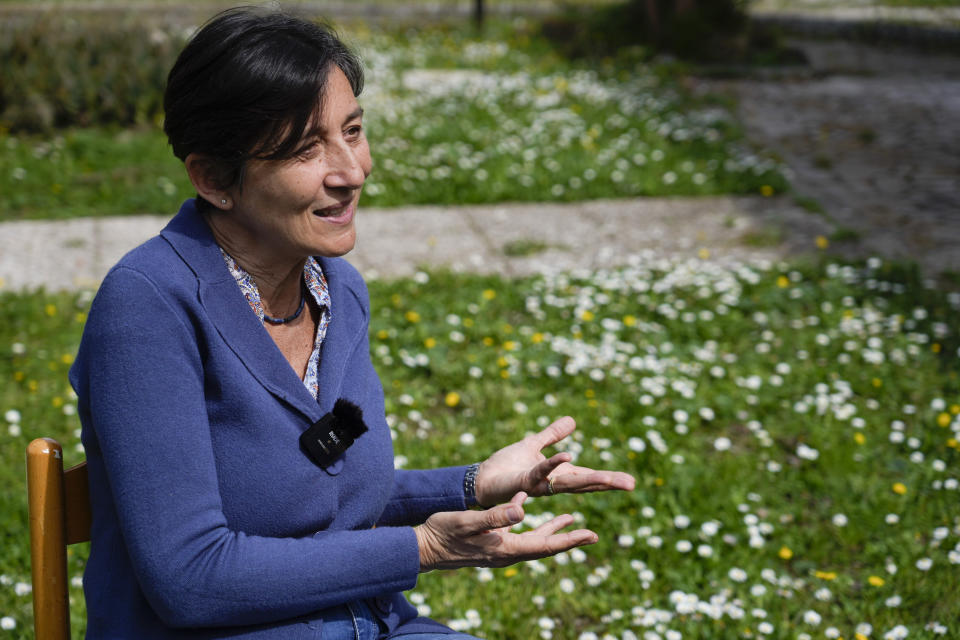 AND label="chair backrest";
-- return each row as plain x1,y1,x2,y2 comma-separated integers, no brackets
27,437,91,640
